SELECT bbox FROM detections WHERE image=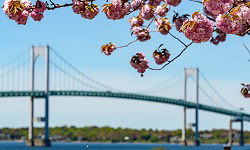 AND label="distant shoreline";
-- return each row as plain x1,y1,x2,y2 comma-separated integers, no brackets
1,141,247,145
